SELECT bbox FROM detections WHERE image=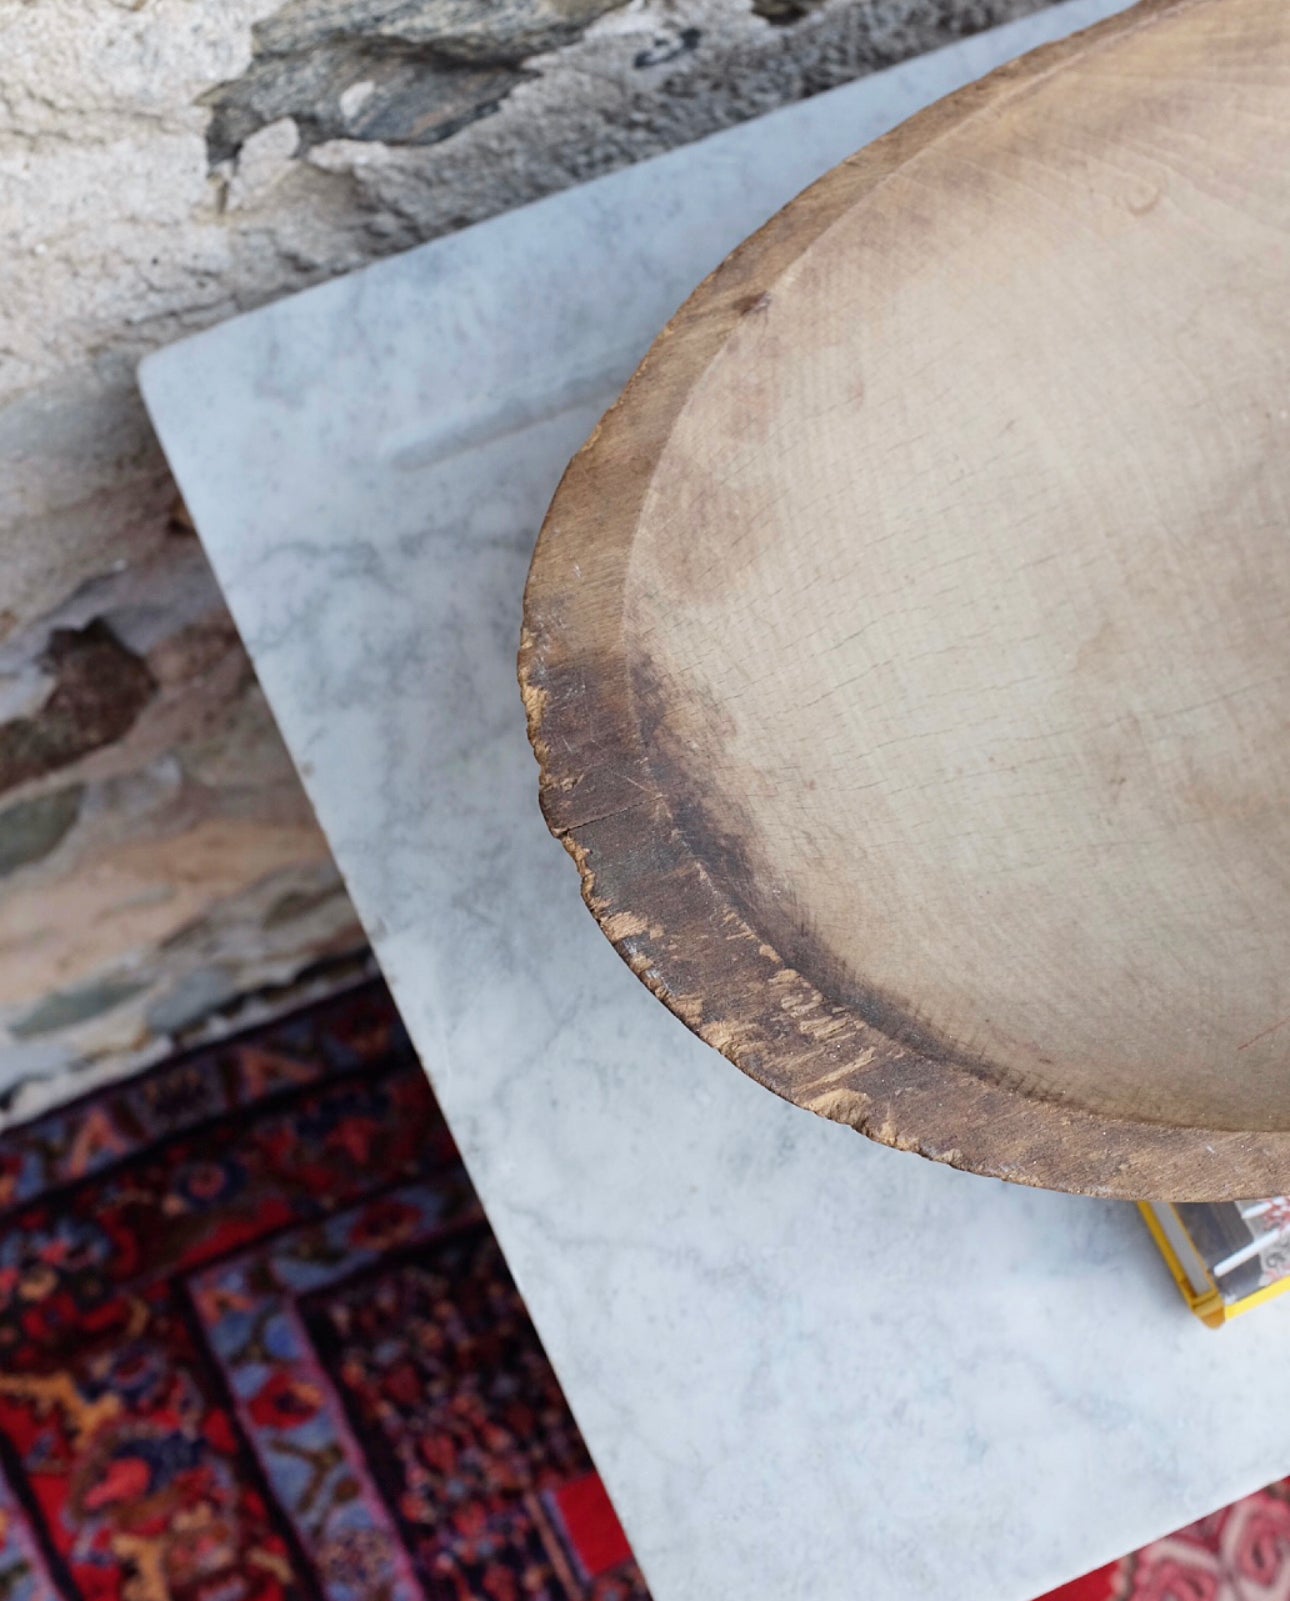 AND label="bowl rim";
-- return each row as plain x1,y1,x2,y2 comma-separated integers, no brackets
517,0,1290,1201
